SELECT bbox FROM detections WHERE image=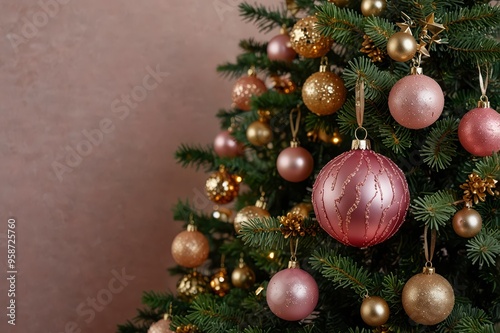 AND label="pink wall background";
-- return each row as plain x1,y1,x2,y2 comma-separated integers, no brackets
0,0,273,332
